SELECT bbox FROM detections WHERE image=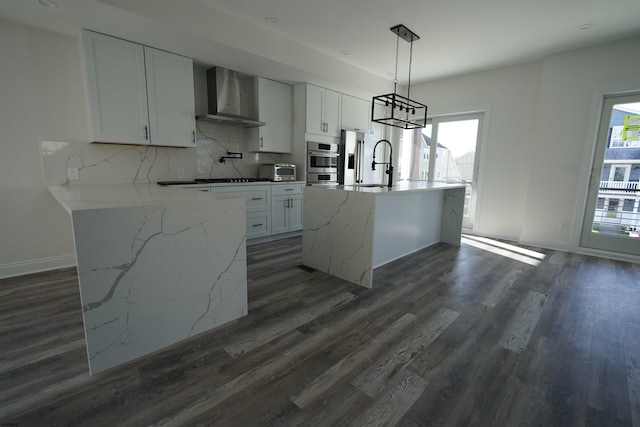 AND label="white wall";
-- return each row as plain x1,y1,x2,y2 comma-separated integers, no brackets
411,35,640,252
0,20,287,278
0,19,86,277
411,61,543,240
520,37,640,250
